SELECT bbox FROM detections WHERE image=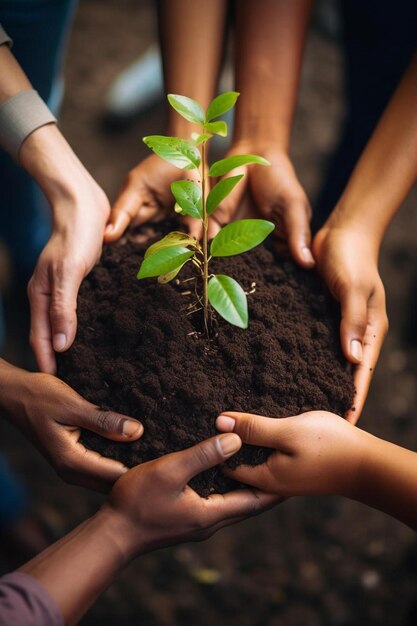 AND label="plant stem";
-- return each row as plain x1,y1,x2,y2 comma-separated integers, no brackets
201,141,209,336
